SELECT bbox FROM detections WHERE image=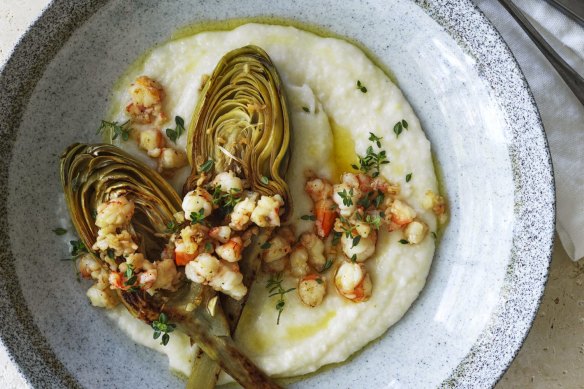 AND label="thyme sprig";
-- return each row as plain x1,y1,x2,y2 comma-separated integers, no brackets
266,273,295,325
97,120,132,141
151,312,176,346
